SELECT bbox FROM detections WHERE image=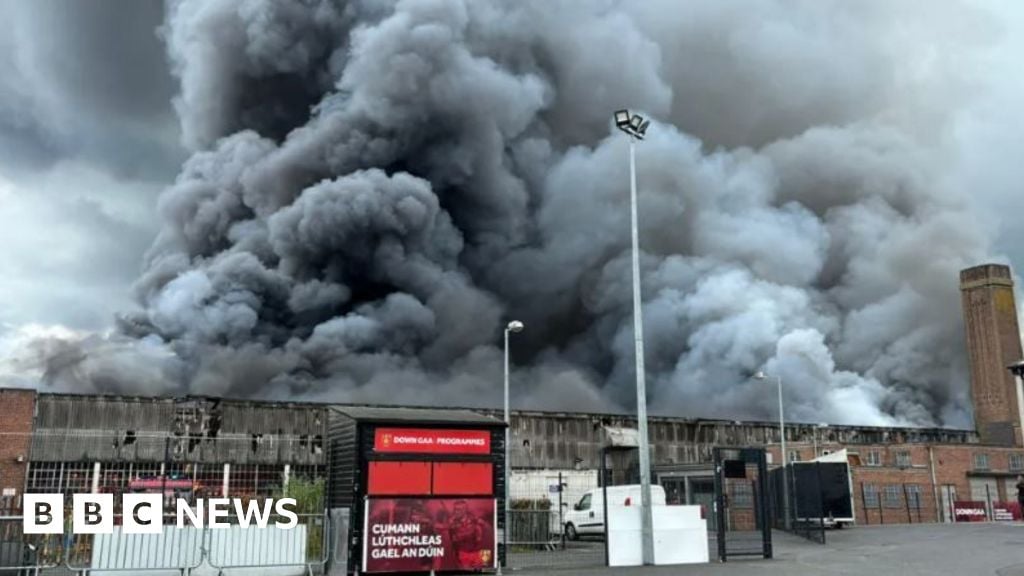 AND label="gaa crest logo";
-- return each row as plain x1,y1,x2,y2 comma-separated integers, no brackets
381,433,392,448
